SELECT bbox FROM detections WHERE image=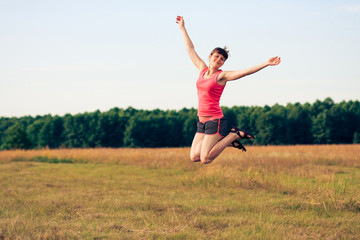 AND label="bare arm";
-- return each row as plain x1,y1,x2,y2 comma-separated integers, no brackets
219,56,281,83
176,16,207,71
